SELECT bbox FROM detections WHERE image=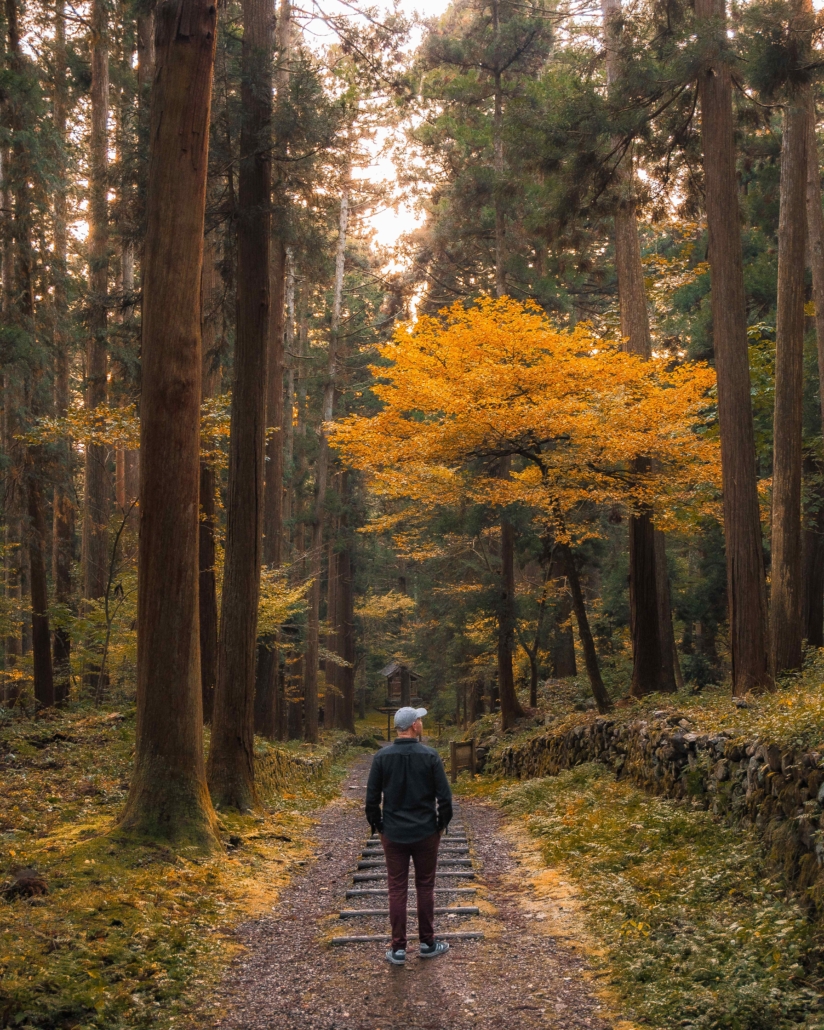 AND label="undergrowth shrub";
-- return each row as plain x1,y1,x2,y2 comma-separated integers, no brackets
496,764,824,1030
